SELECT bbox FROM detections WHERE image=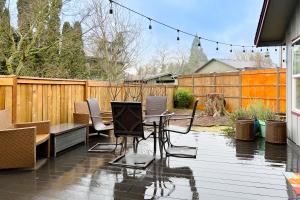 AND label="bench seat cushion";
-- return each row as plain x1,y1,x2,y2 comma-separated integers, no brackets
36,134,49,146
